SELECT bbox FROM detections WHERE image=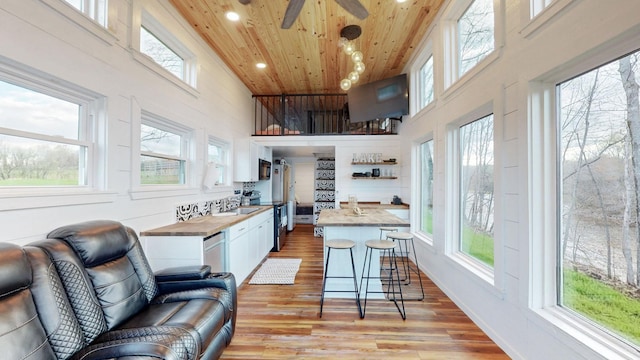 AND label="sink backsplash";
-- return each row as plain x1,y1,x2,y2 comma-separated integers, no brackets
176,195,241,222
